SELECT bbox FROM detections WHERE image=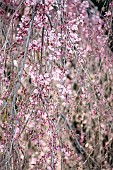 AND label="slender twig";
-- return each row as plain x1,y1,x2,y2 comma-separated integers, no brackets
2,0,25,50
40,26,45,63
40,94,63,170
1,24,11,48
17,109,33,138
0,1,15,15
46,13,53,29
73,45,113,116
39,0,45,73
6,6,36,169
